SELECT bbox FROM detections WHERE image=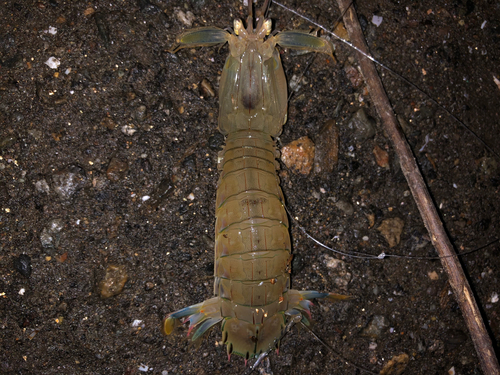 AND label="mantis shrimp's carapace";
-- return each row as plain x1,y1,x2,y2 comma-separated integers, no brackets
163,2,350,361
